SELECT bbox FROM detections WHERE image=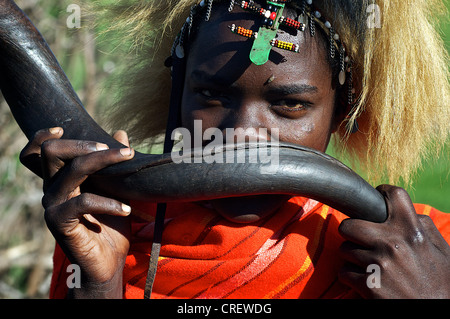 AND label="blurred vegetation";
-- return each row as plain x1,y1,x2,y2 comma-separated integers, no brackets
0,0,123,298
0,0,449,298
